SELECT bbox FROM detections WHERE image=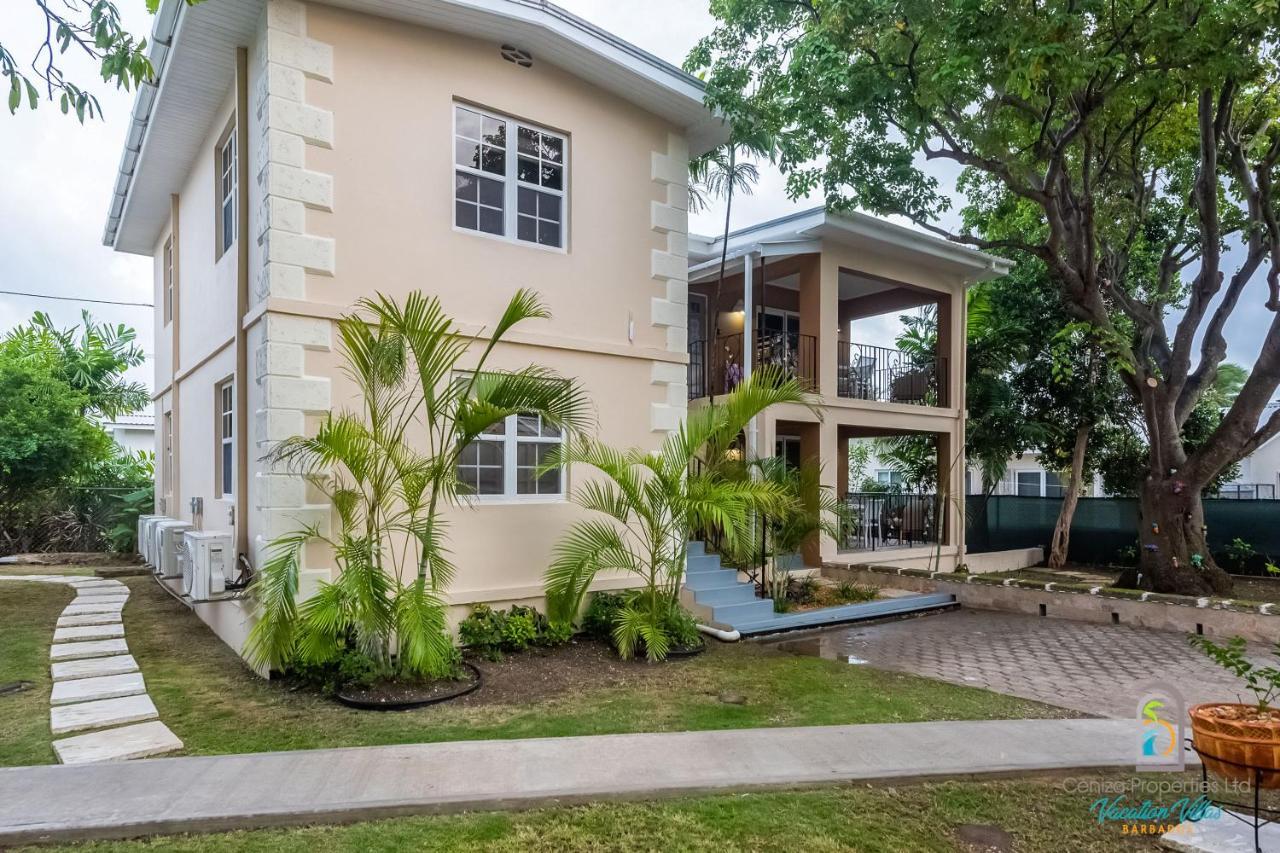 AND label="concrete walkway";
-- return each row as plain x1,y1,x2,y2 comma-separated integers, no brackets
0,575,182,764
0,718,1179,845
